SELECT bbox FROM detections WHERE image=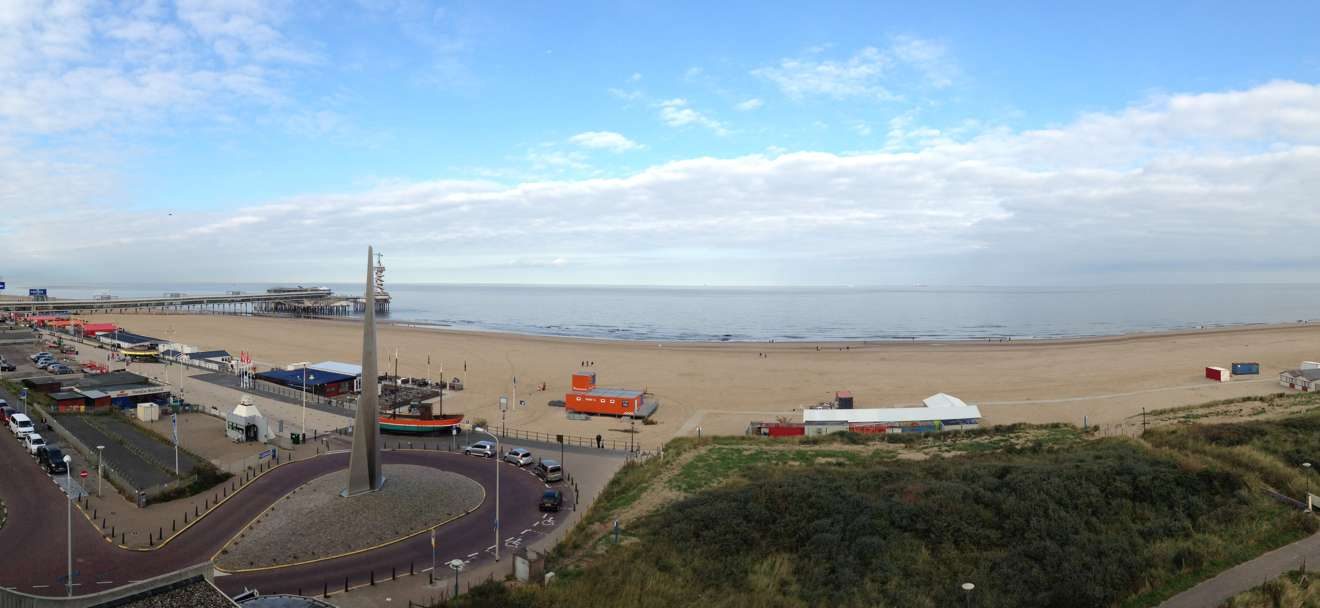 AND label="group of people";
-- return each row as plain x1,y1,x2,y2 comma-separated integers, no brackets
579,360,596,367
